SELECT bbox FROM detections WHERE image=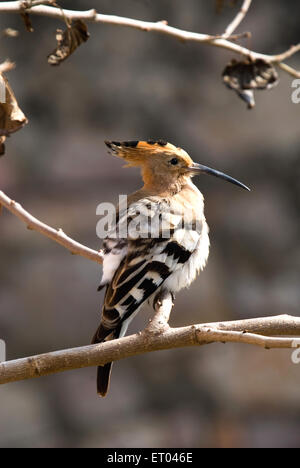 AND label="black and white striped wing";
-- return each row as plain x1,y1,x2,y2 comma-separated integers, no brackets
95,197,201,339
